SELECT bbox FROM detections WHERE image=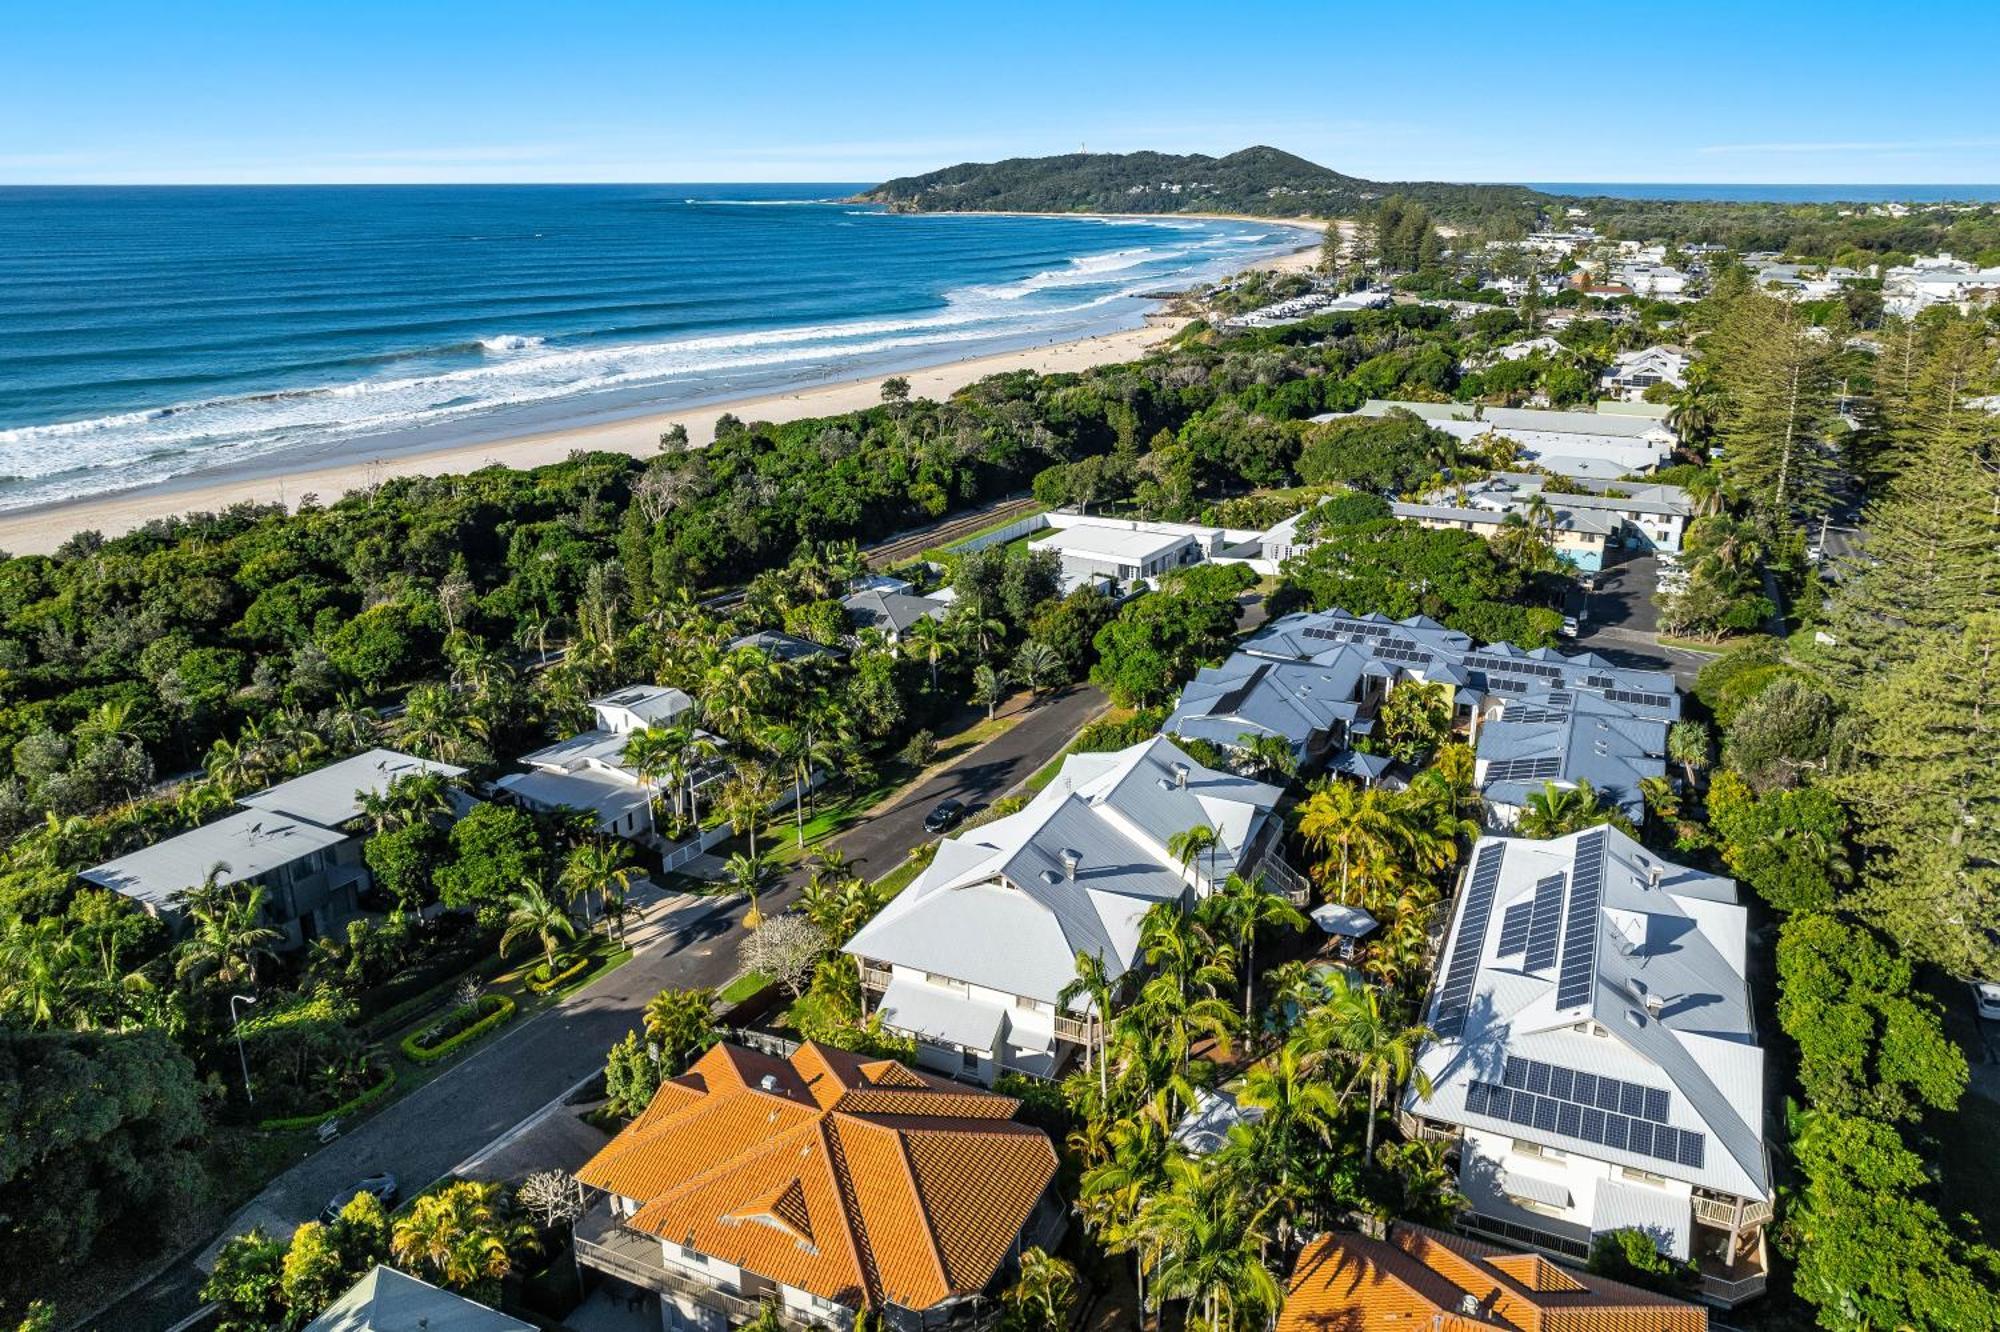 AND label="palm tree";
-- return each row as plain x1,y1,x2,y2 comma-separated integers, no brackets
202,735,265,792
1516,780,1610,839
390,1181,537,1298
323,692,380,751
702,647,781,741
619,726,677,838
174,878,282,990
1167,823,1222,894
359,771,453,835
972,664,1010,720
560,839,637,935
395,683,487,764
1012,639,1062,697
1667,719,1711,788
720,760,781,860
1059,950,1119,1104
1297,781,1417,906
723,851,776,928
0,917,81,1028
1667,360,1722,451
799,874,882,941
1236,1042,1344,1190
1234,732,1298,784
1196,873,1307,1022
1004,1248,1079,1329
762,719,841,850
1136,1155,1283,1332
499,880,576,975
1295,974,1435,1156
900,615,955,693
